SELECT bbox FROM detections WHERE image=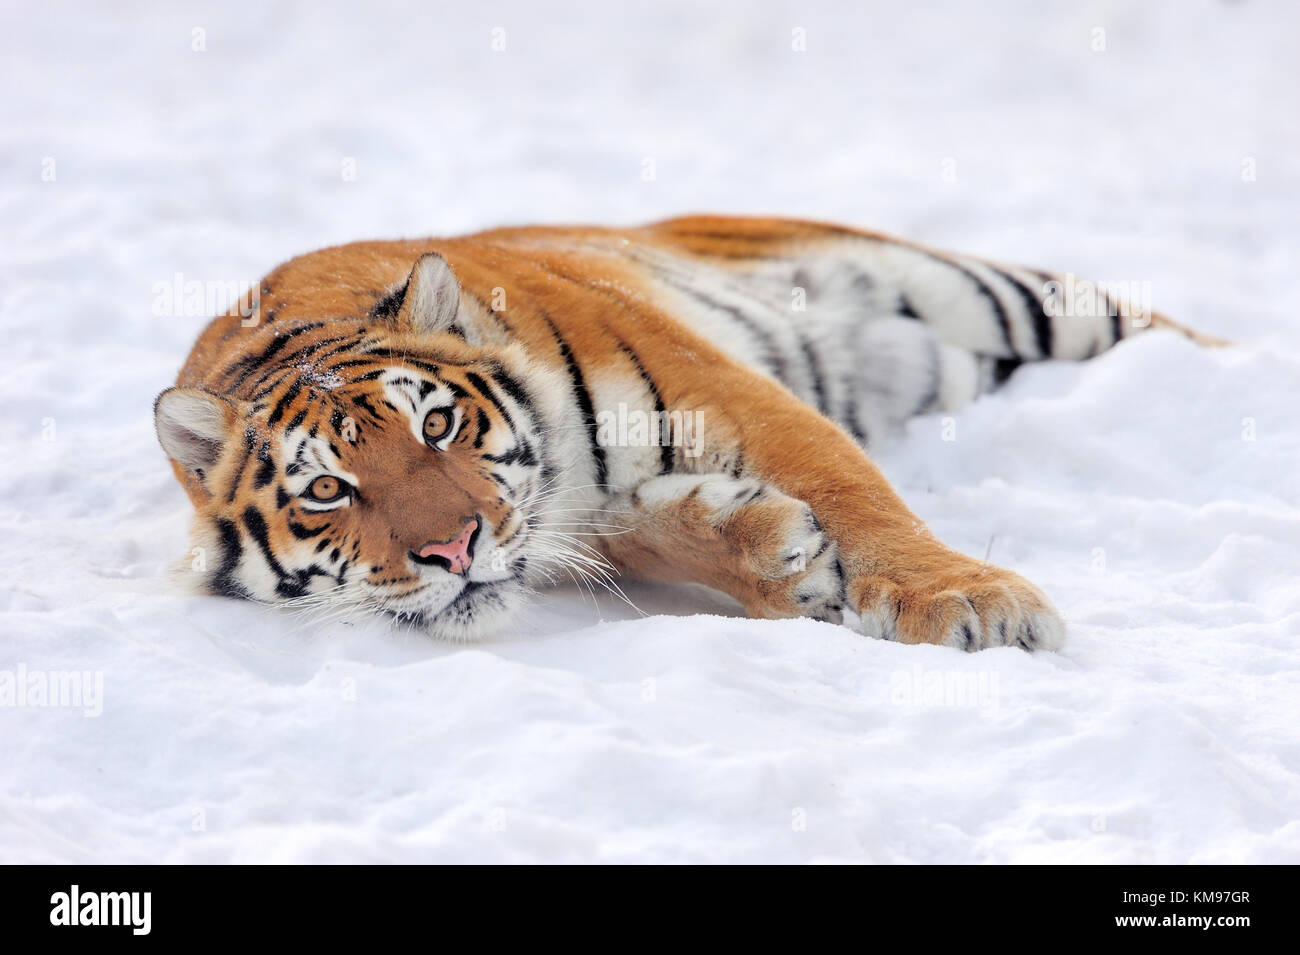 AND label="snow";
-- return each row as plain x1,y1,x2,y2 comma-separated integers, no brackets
2,0,1298,863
